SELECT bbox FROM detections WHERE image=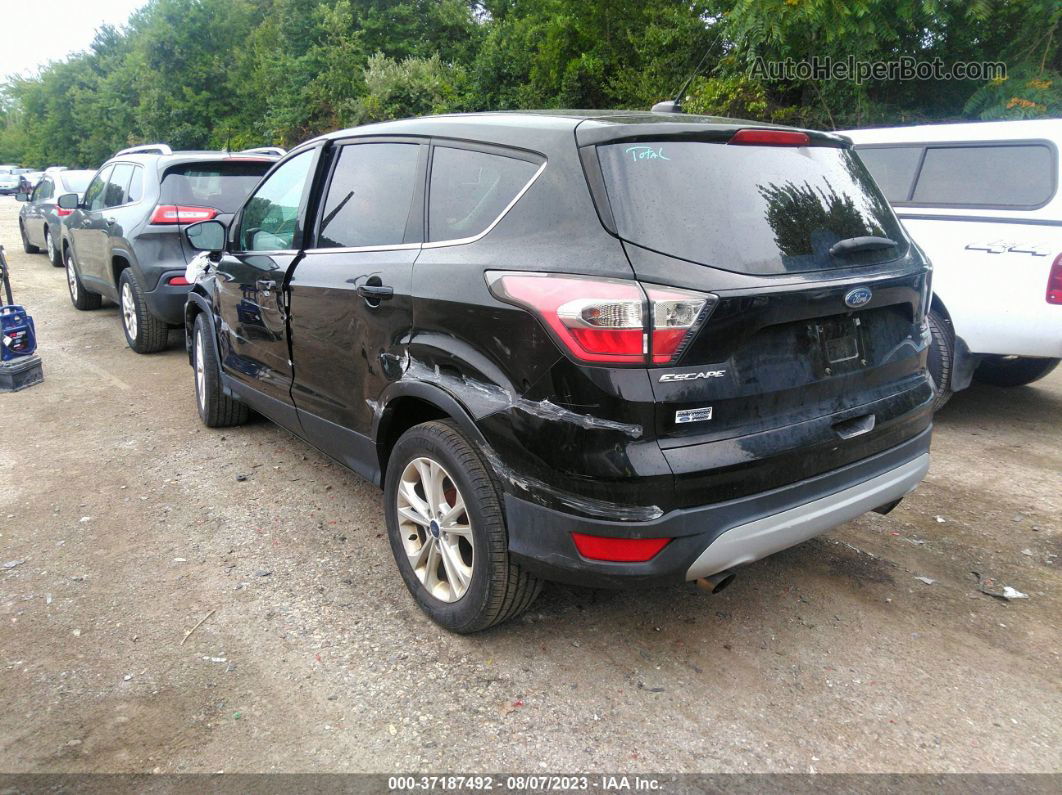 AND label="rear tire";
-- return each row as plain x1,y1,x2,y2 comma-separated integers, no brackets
118,269,169,354
65,245,102,311
974,356,1060,387
384,420,542,633
45,227,62,267
926,309,954,412
192,313,249,427
20,221,38,254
